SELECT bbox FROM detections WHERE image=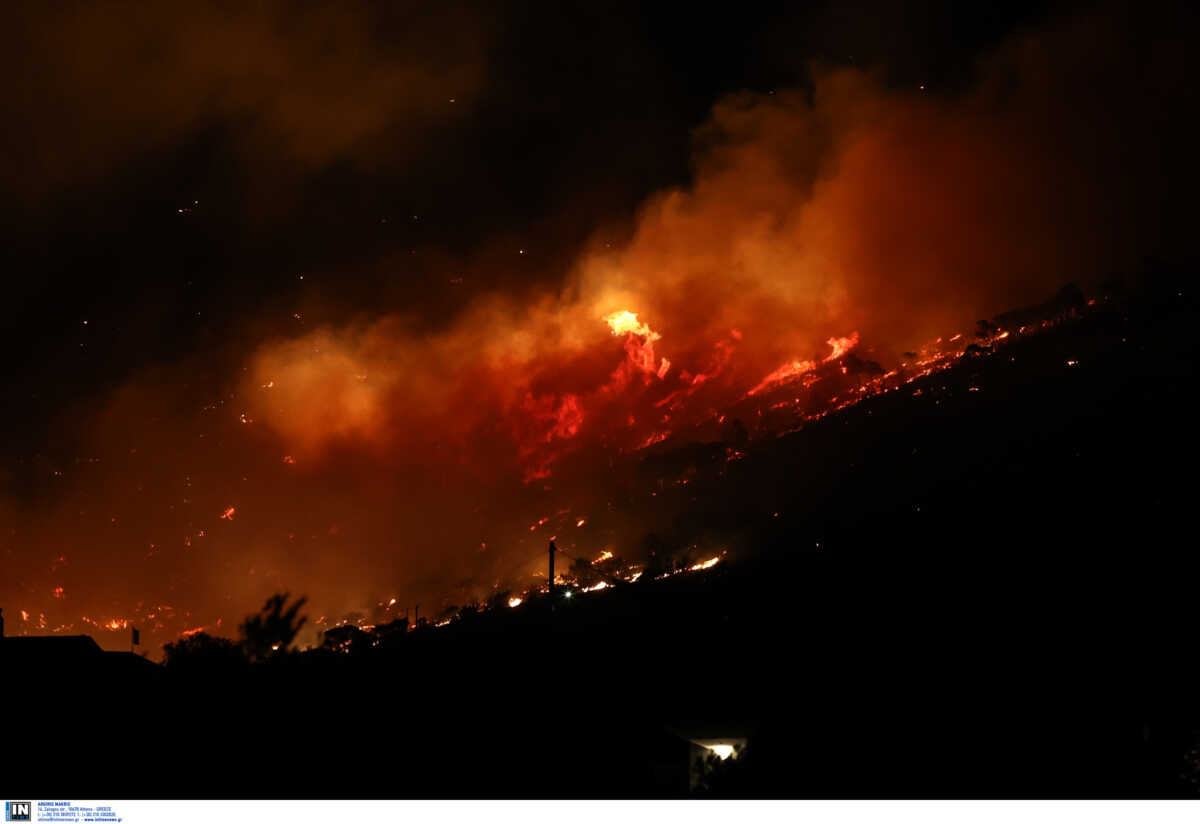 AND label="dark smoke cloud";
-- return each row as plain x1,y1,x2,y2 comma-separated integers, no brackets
0,1,489,202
